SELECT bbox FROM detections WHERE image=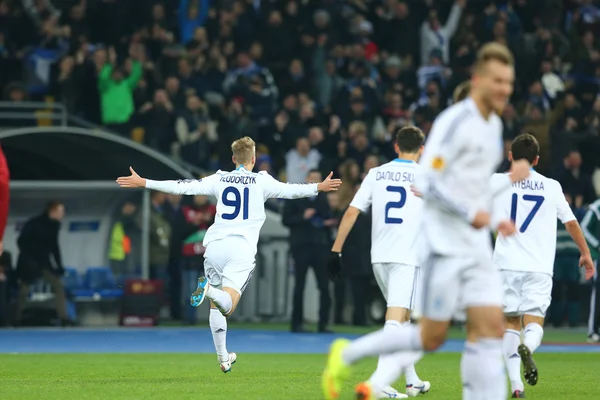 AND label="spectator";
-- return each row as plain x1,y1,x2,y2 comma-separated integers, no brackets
22,0,60,27
261,10,294,71
279,58,310,98
335,181,372,327
138,89,176,153
417,49,450,93
337,159,361,210
149,191,171,284
582,199,600,342
108,200,138,280
13,201,71,326
558,150,596,208
180,194,216,325
420,0,464,65
163,194,191,321
282,169,333,333
179,0,210,45
99,46,143,135
173,95,211,168
285,137,321,183
550,220,582,328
